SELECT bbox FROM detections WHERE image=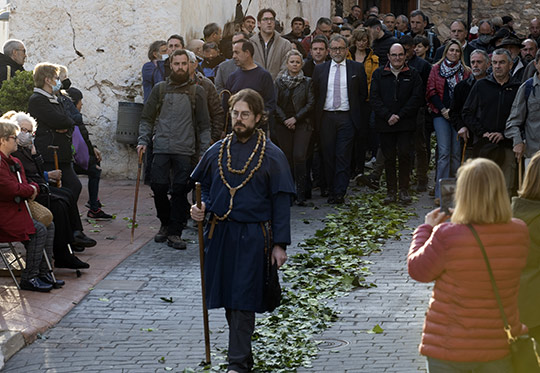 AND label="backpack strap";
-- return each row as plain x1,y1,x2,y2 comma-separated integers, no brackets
525,77,535,101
